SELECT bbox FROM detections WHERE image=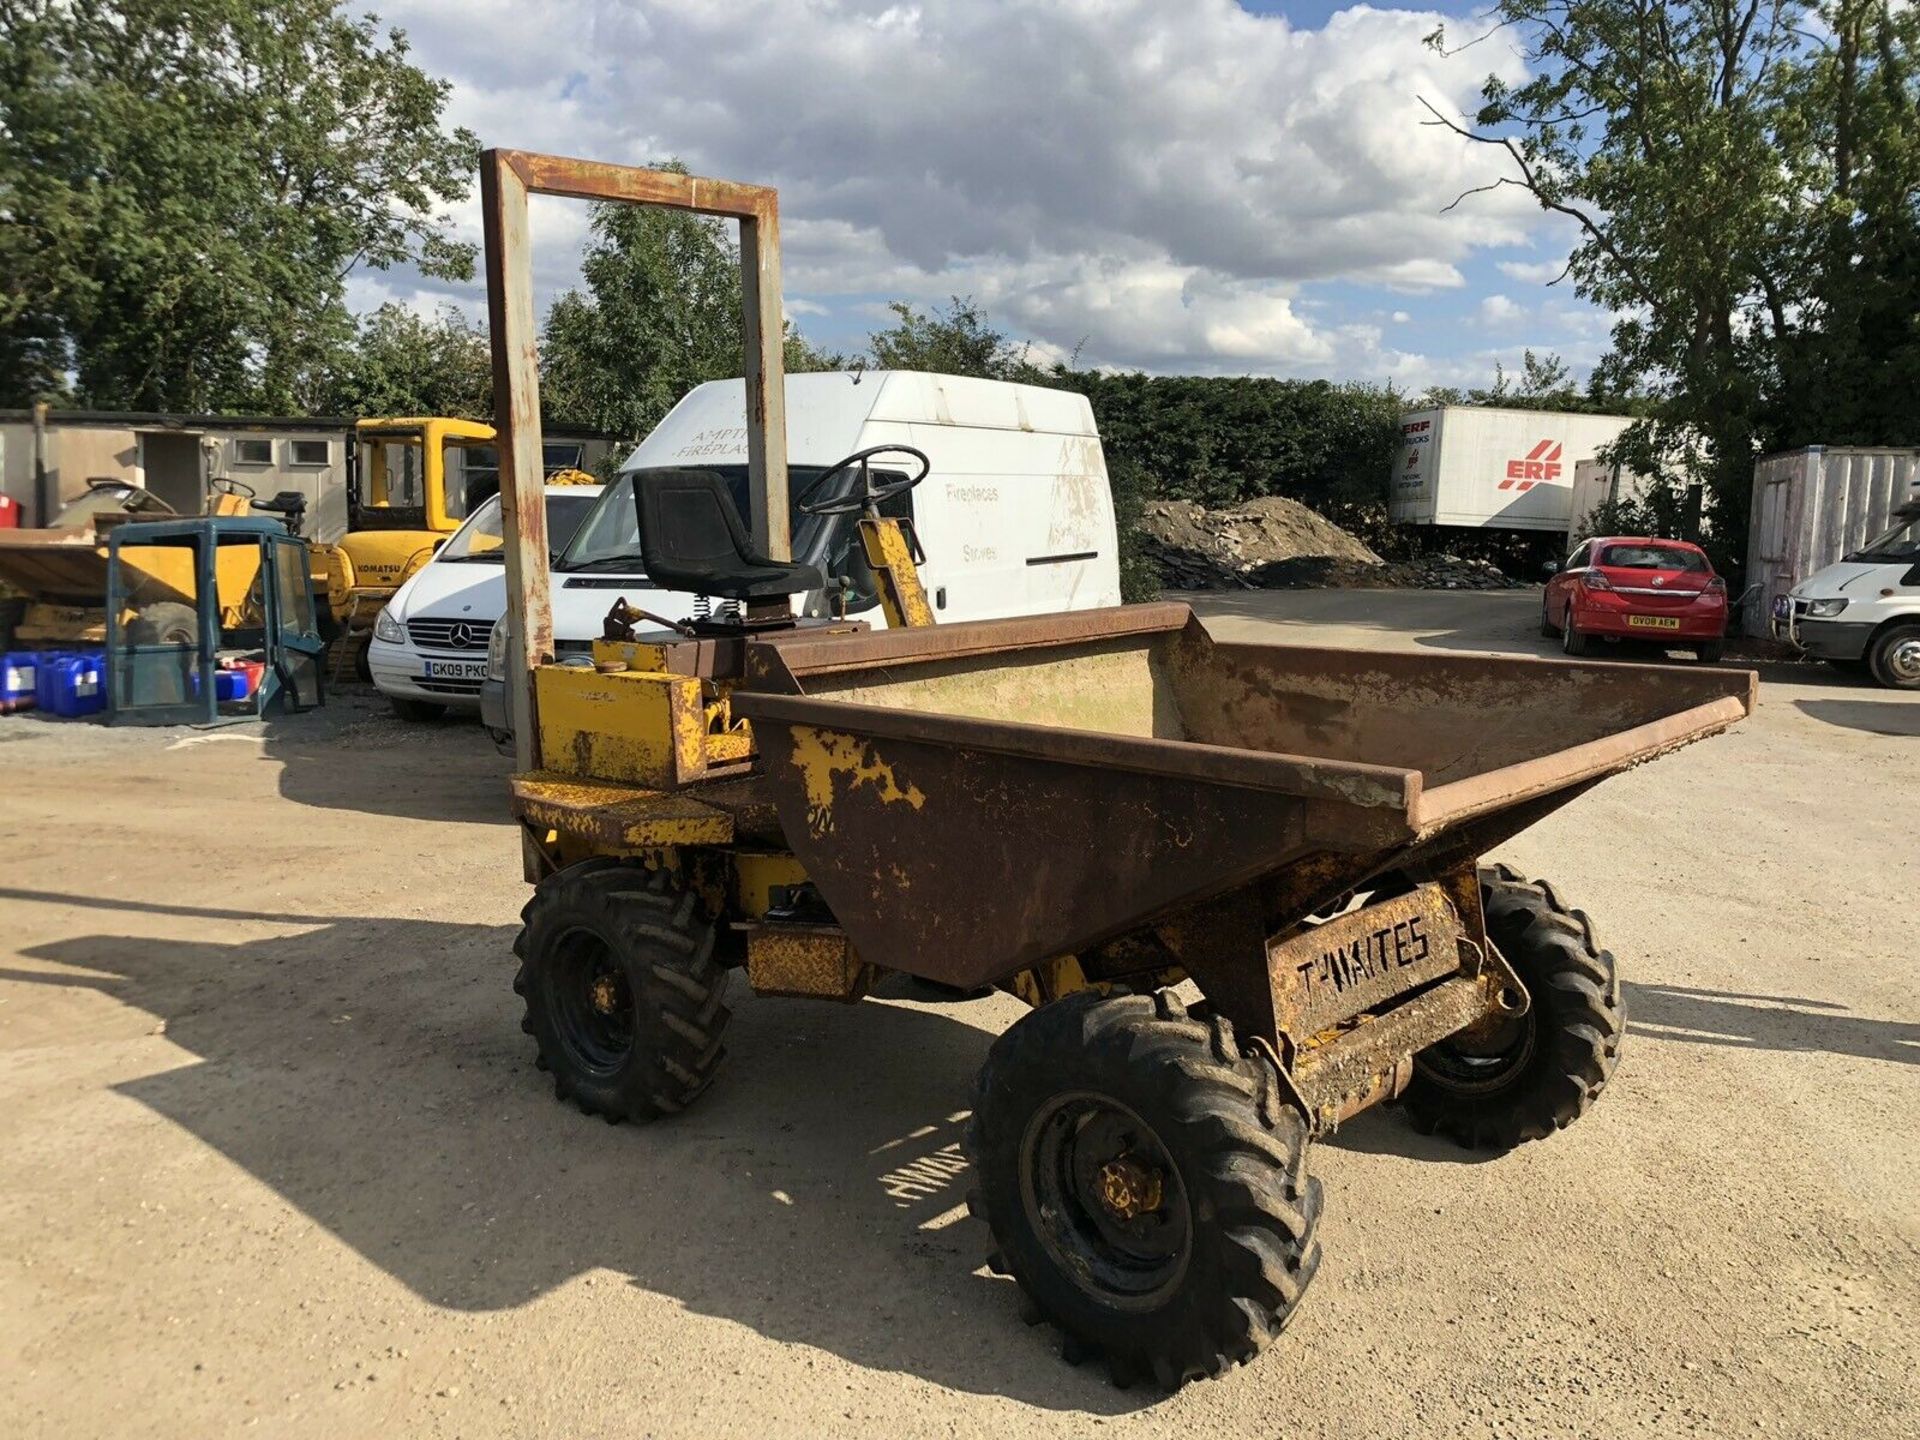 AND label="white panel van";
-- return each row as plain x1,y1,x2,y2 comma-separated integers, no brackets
474,370,1122,731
